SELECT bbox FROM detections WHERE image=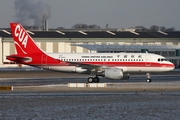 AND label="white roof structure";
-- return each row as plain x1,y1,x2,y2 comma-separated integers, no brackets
71,43,180,51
